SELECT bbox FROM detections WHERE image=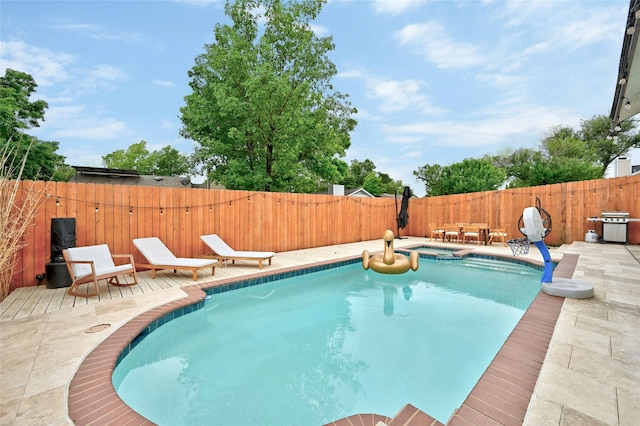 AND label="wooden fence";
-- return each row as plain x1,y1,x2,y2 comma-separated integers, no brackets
9,174,640,291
